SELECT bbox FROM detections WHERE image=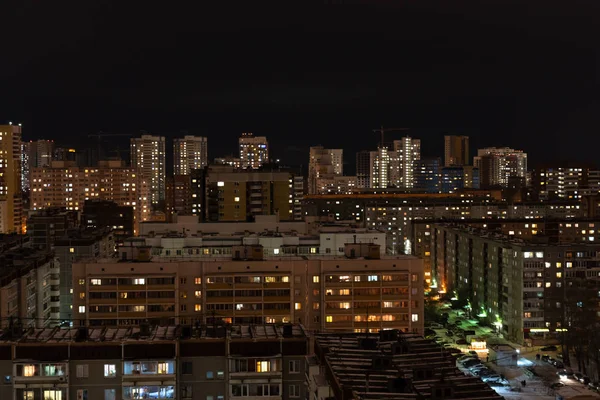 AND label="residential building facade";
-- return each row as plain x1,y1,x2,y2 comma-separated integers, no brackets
444,135,470,167
0,124,23,234
130,135,166,206
239,133,268,169
173,135,208,175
